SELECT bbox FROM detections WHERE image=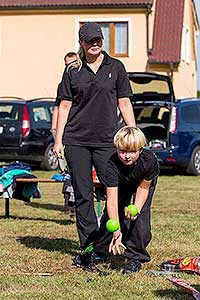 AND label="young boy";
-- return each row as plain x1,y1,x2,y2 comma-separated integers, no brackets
51,52,79,141
74,126,159,274
51,52,79,216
